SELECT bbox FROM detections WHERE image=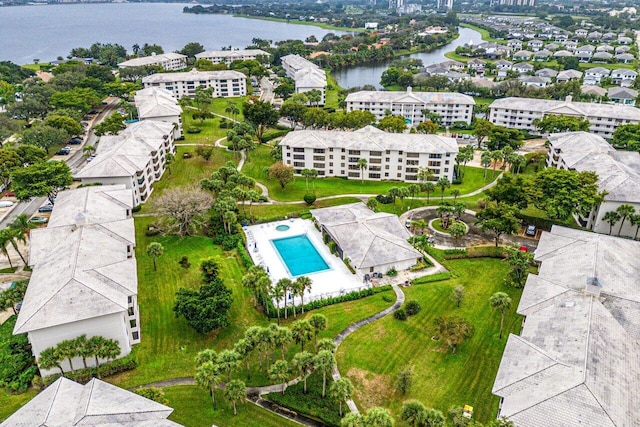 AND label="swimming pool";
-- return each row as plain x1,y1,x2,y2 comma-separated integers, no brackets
271,234,330,276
